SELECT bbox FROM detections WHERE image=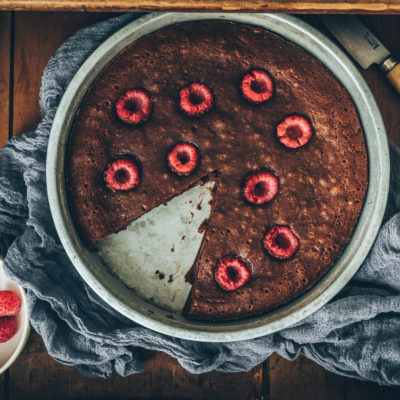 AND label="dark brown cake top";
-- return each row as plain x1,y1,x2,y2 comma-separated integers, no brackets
67,21,367,320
